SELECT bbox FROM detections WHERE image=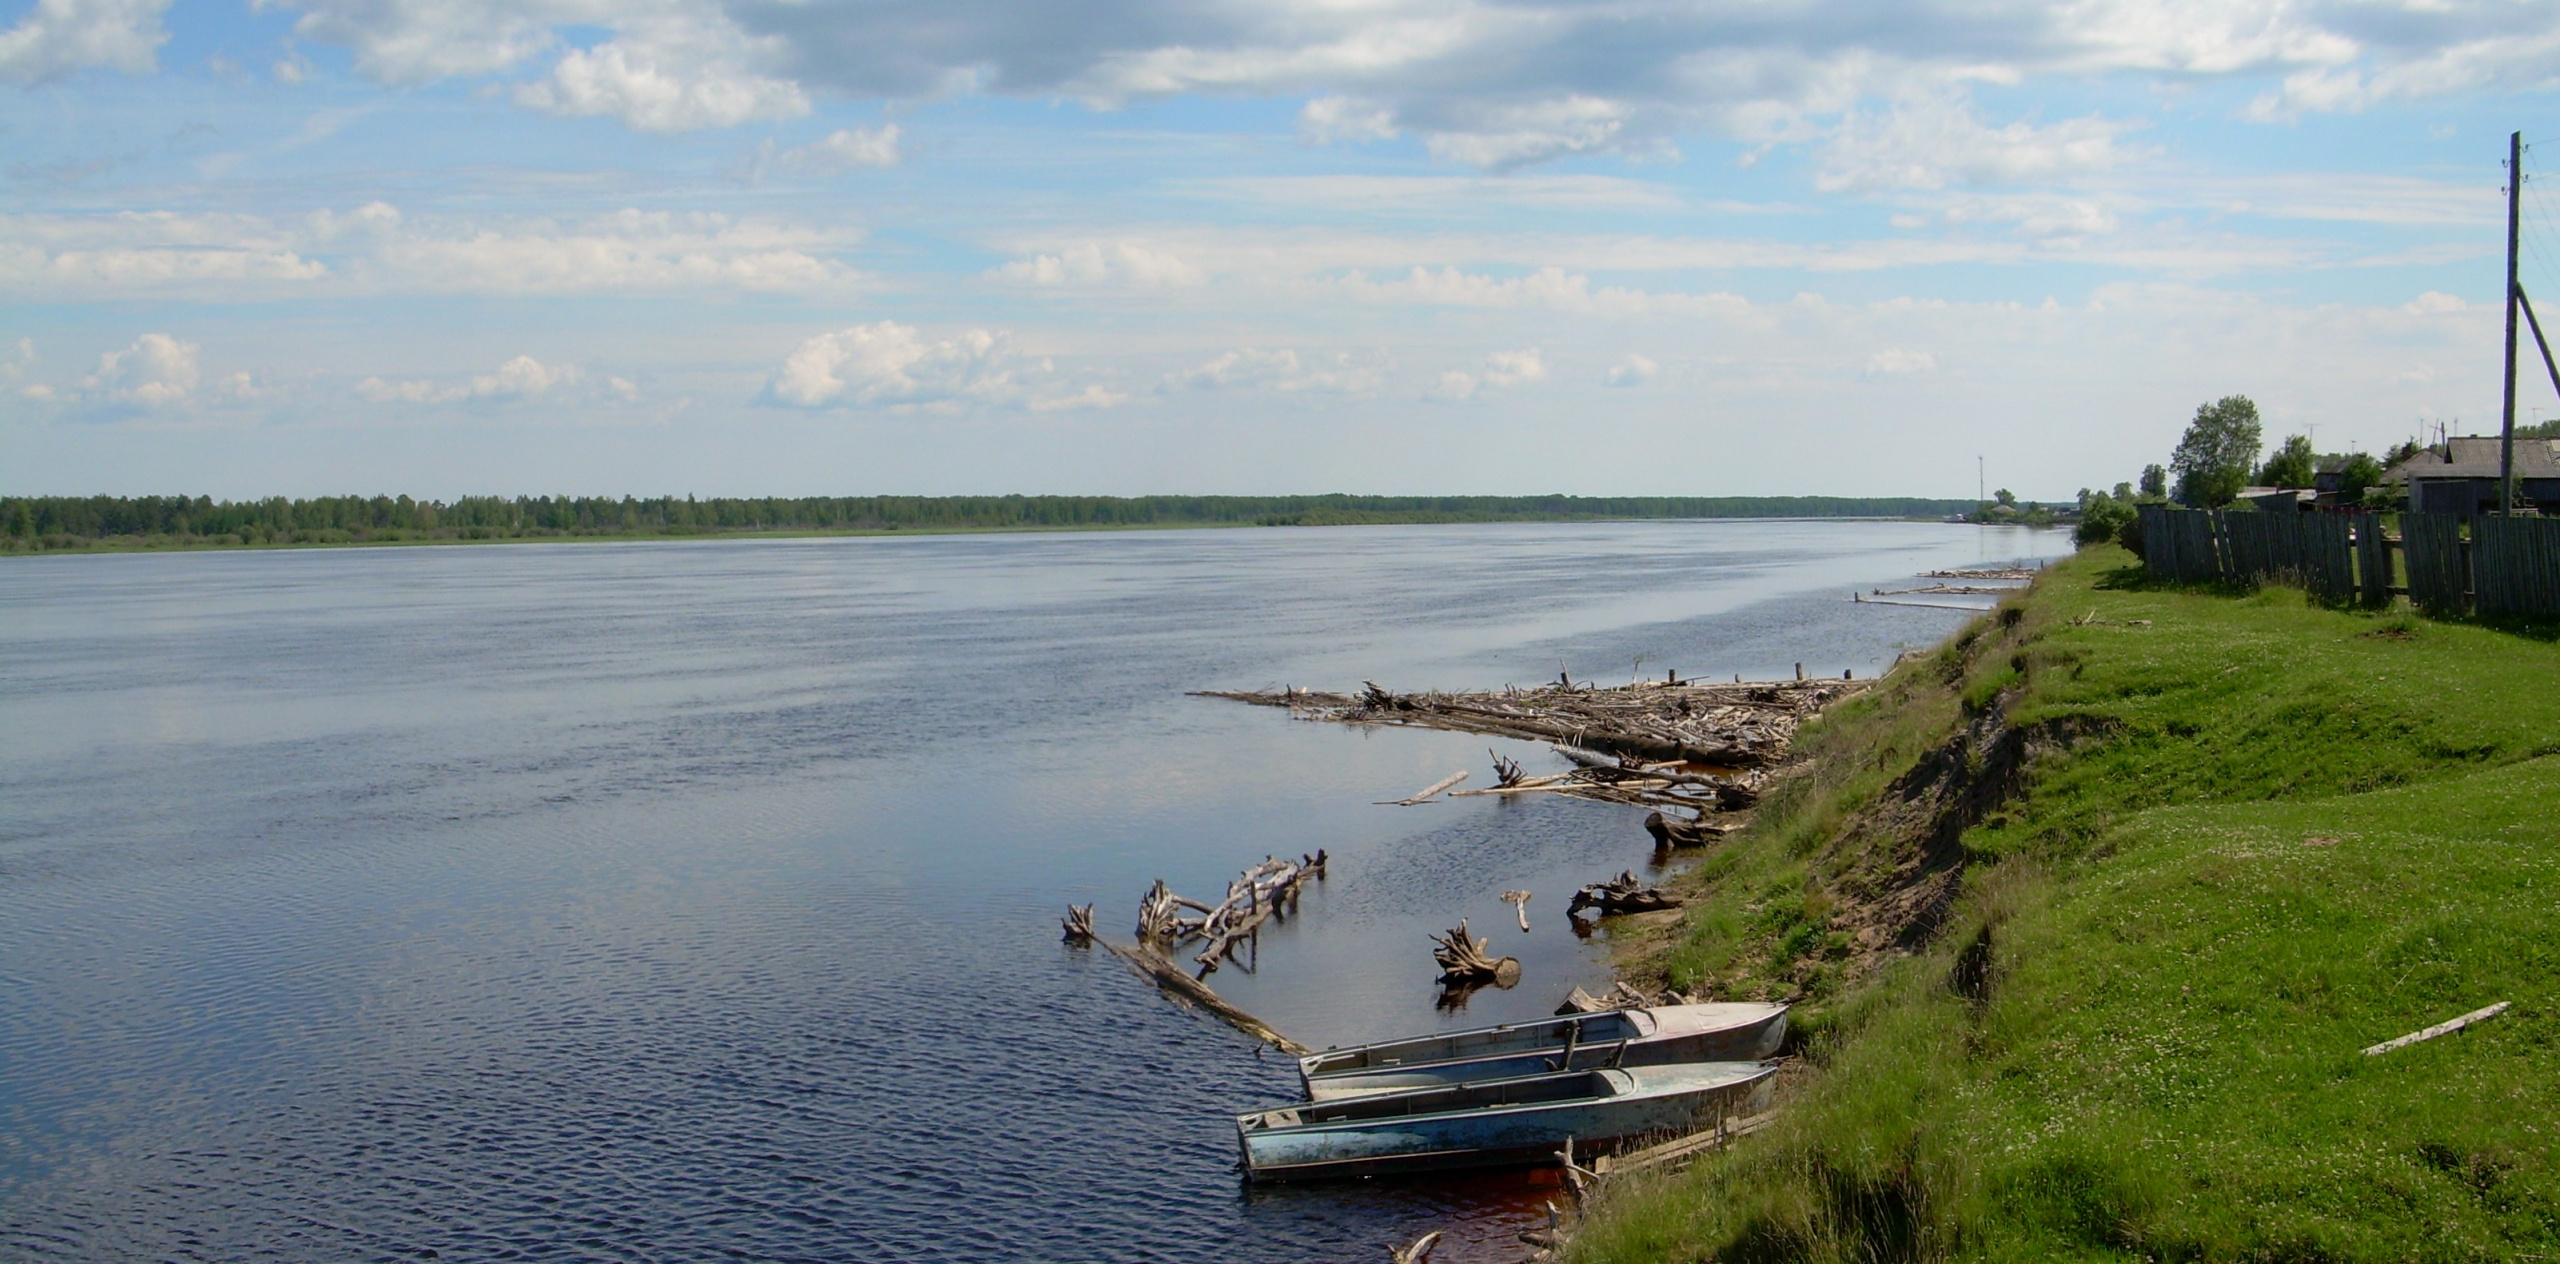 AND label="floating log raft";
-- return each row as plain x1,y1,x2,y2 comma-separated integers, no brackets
1569,871,1684,917
1194,676,1861,775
